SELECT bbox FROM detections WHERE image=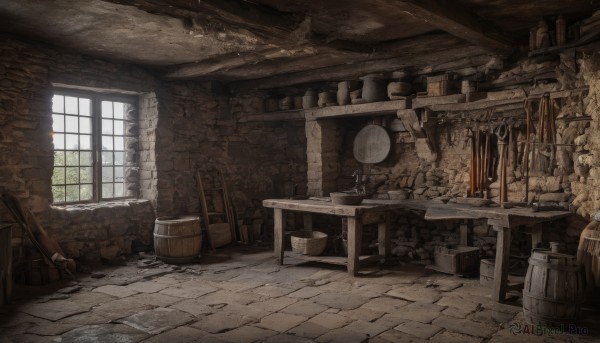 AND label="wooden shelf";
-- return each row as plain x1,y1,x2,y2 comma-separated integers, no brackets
247,109,304,122
412,94,466,108
285,251,382,266
304,99,410,120
246,88,587,121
